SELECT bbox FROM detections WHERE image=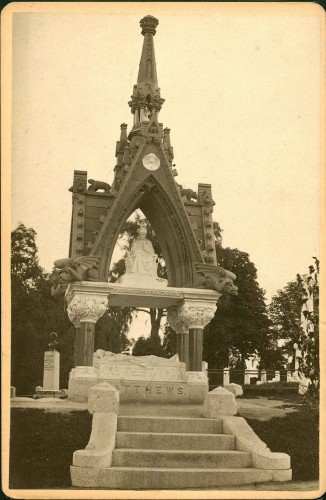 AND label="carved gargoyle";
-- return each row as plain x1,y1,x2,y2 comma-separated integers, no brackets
177,184,198,202
51,256,100,297
88,179,111,193
194,263,238,296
